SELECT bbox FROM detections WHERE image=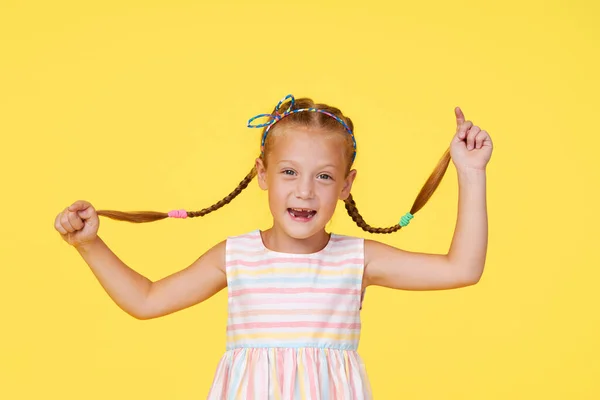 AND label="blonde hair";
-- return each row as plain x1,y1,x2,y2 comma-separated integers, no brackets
97,97,451,234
